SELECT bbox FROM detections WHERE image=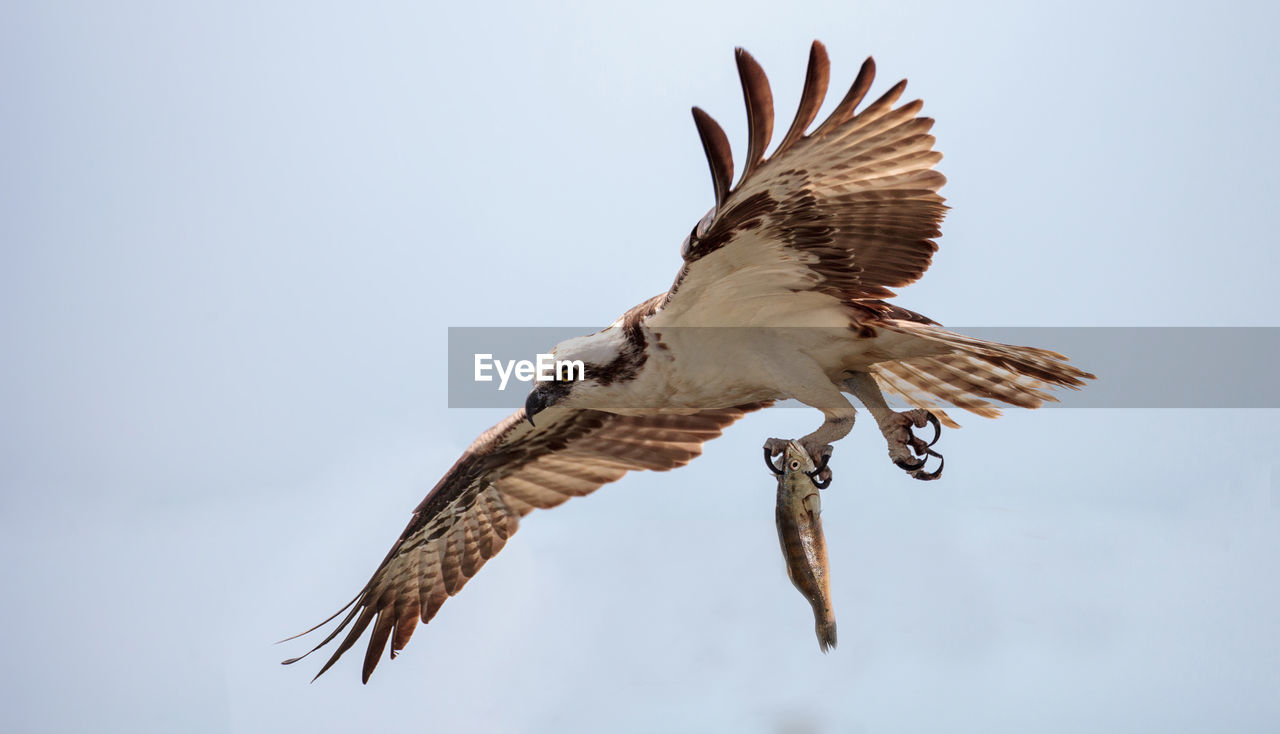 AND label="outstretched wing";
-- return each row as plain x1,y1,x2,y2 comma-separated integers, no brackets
283,402,768,682
652,41,947,327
